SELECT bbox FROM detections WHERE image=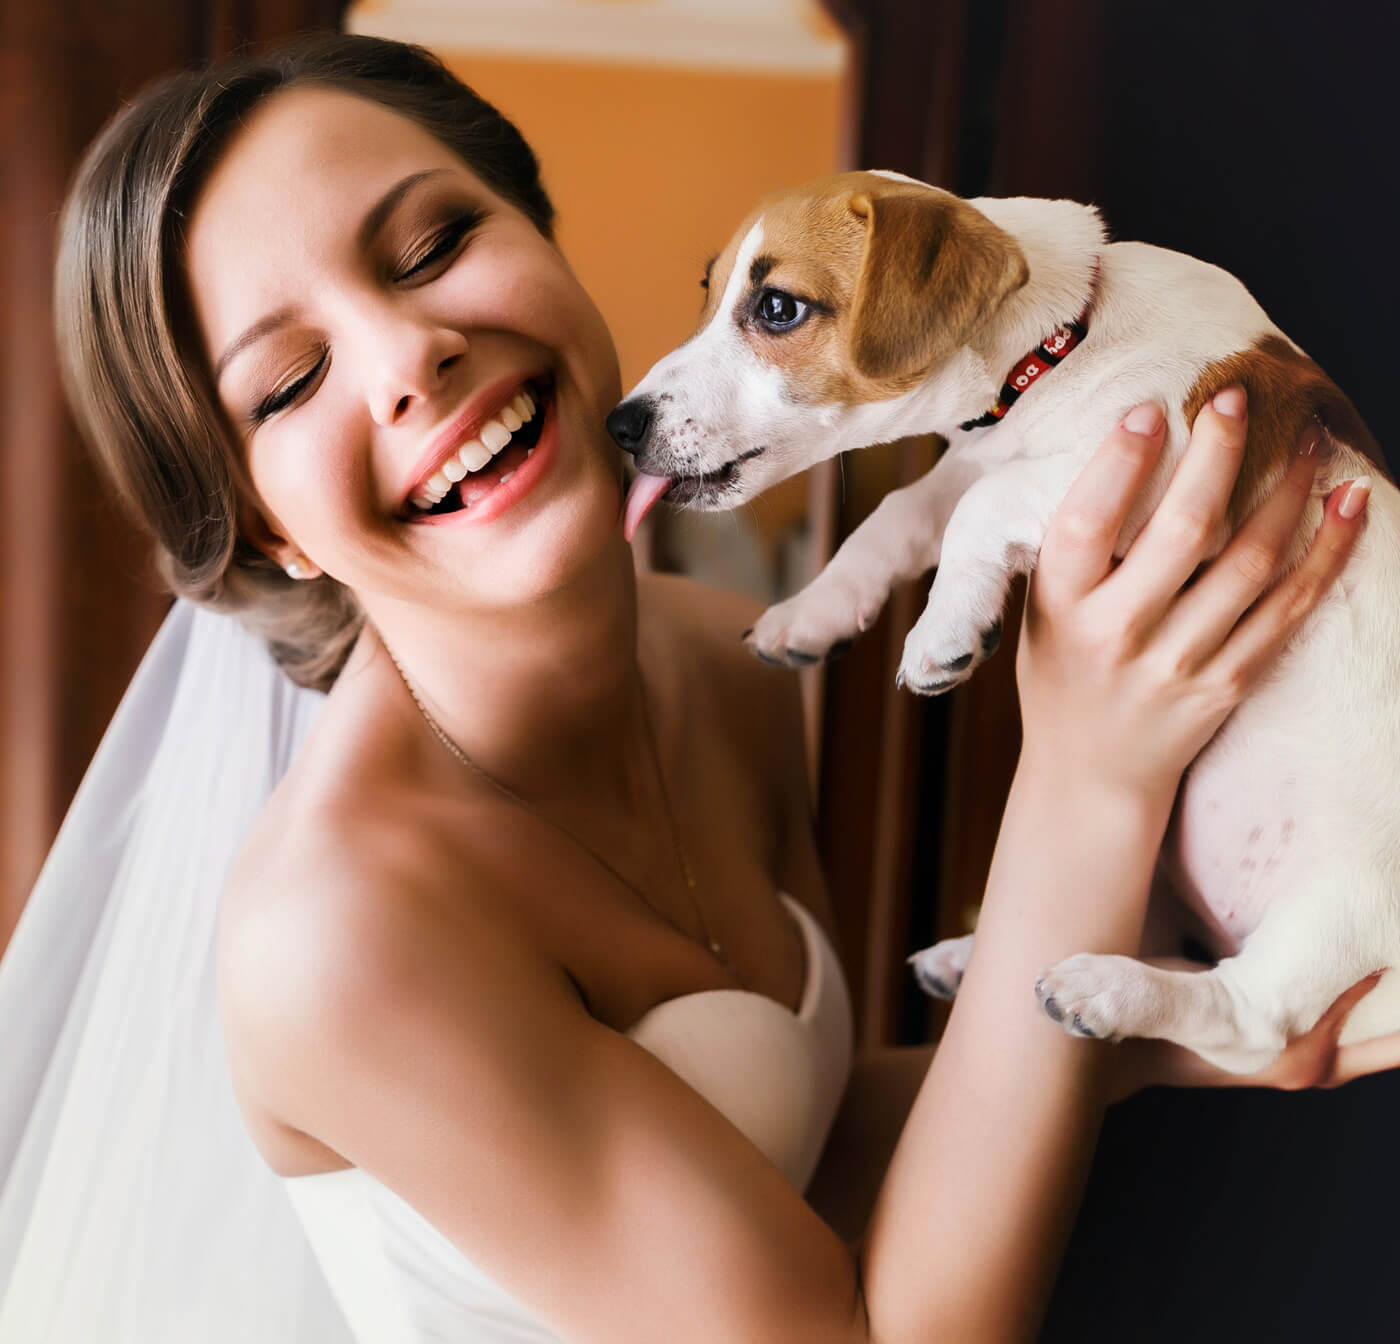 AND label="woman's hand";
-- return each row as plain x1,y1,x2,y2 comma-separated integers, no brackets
1018,387,1369,815
1112,973,1400,1098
